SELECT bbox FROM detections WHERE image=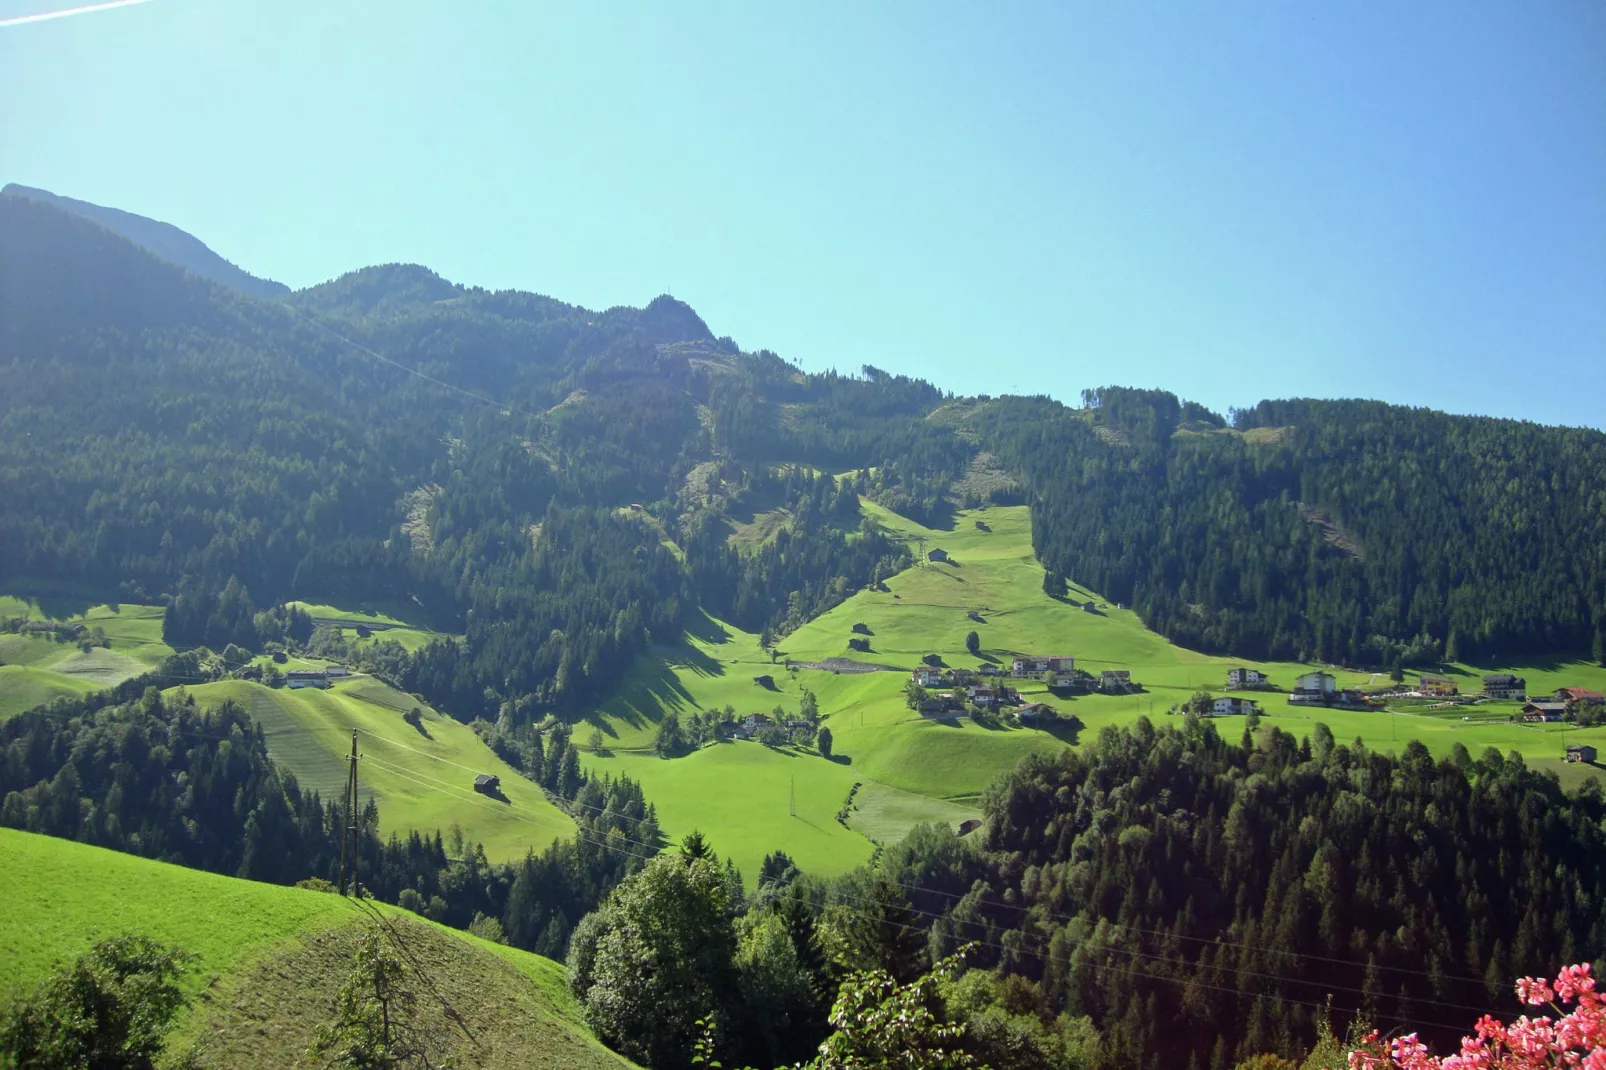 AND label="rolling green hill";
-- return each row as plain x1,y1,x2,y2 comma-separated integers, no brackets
287,600,448,653
0,828,634,1069
580,500,1606,881
0,597,174,719
0,665,97,721
175,676,576,862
